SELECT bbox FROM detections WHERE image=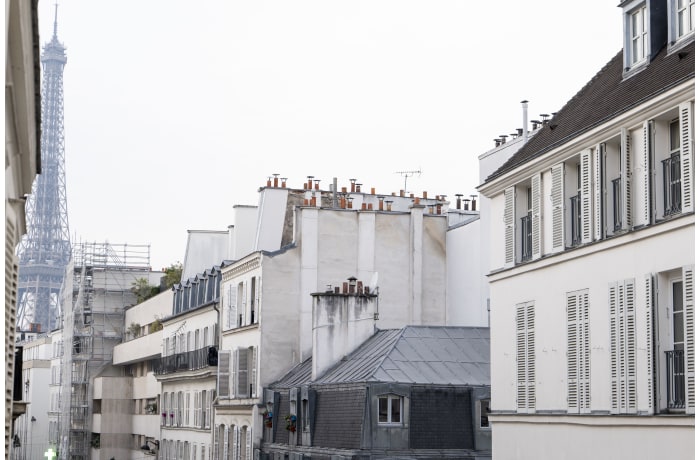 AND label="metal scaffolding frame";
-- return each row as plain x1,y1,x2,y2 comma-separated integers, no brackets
56,242,152,460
